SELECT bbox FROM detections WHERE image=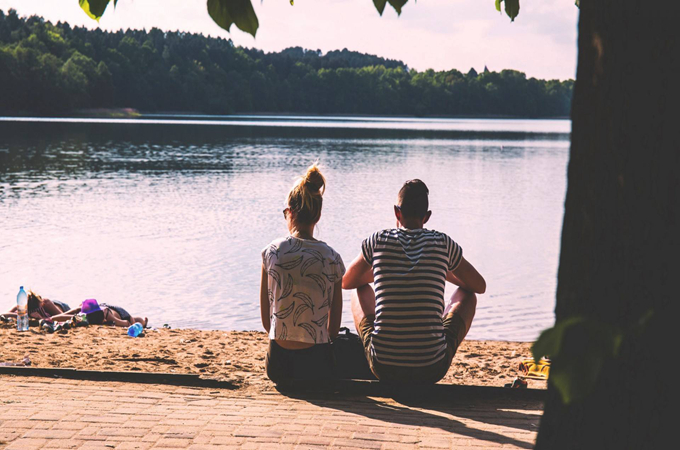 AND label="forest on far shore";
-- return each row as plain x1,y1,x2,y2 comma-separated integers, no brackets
0,9,573,117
